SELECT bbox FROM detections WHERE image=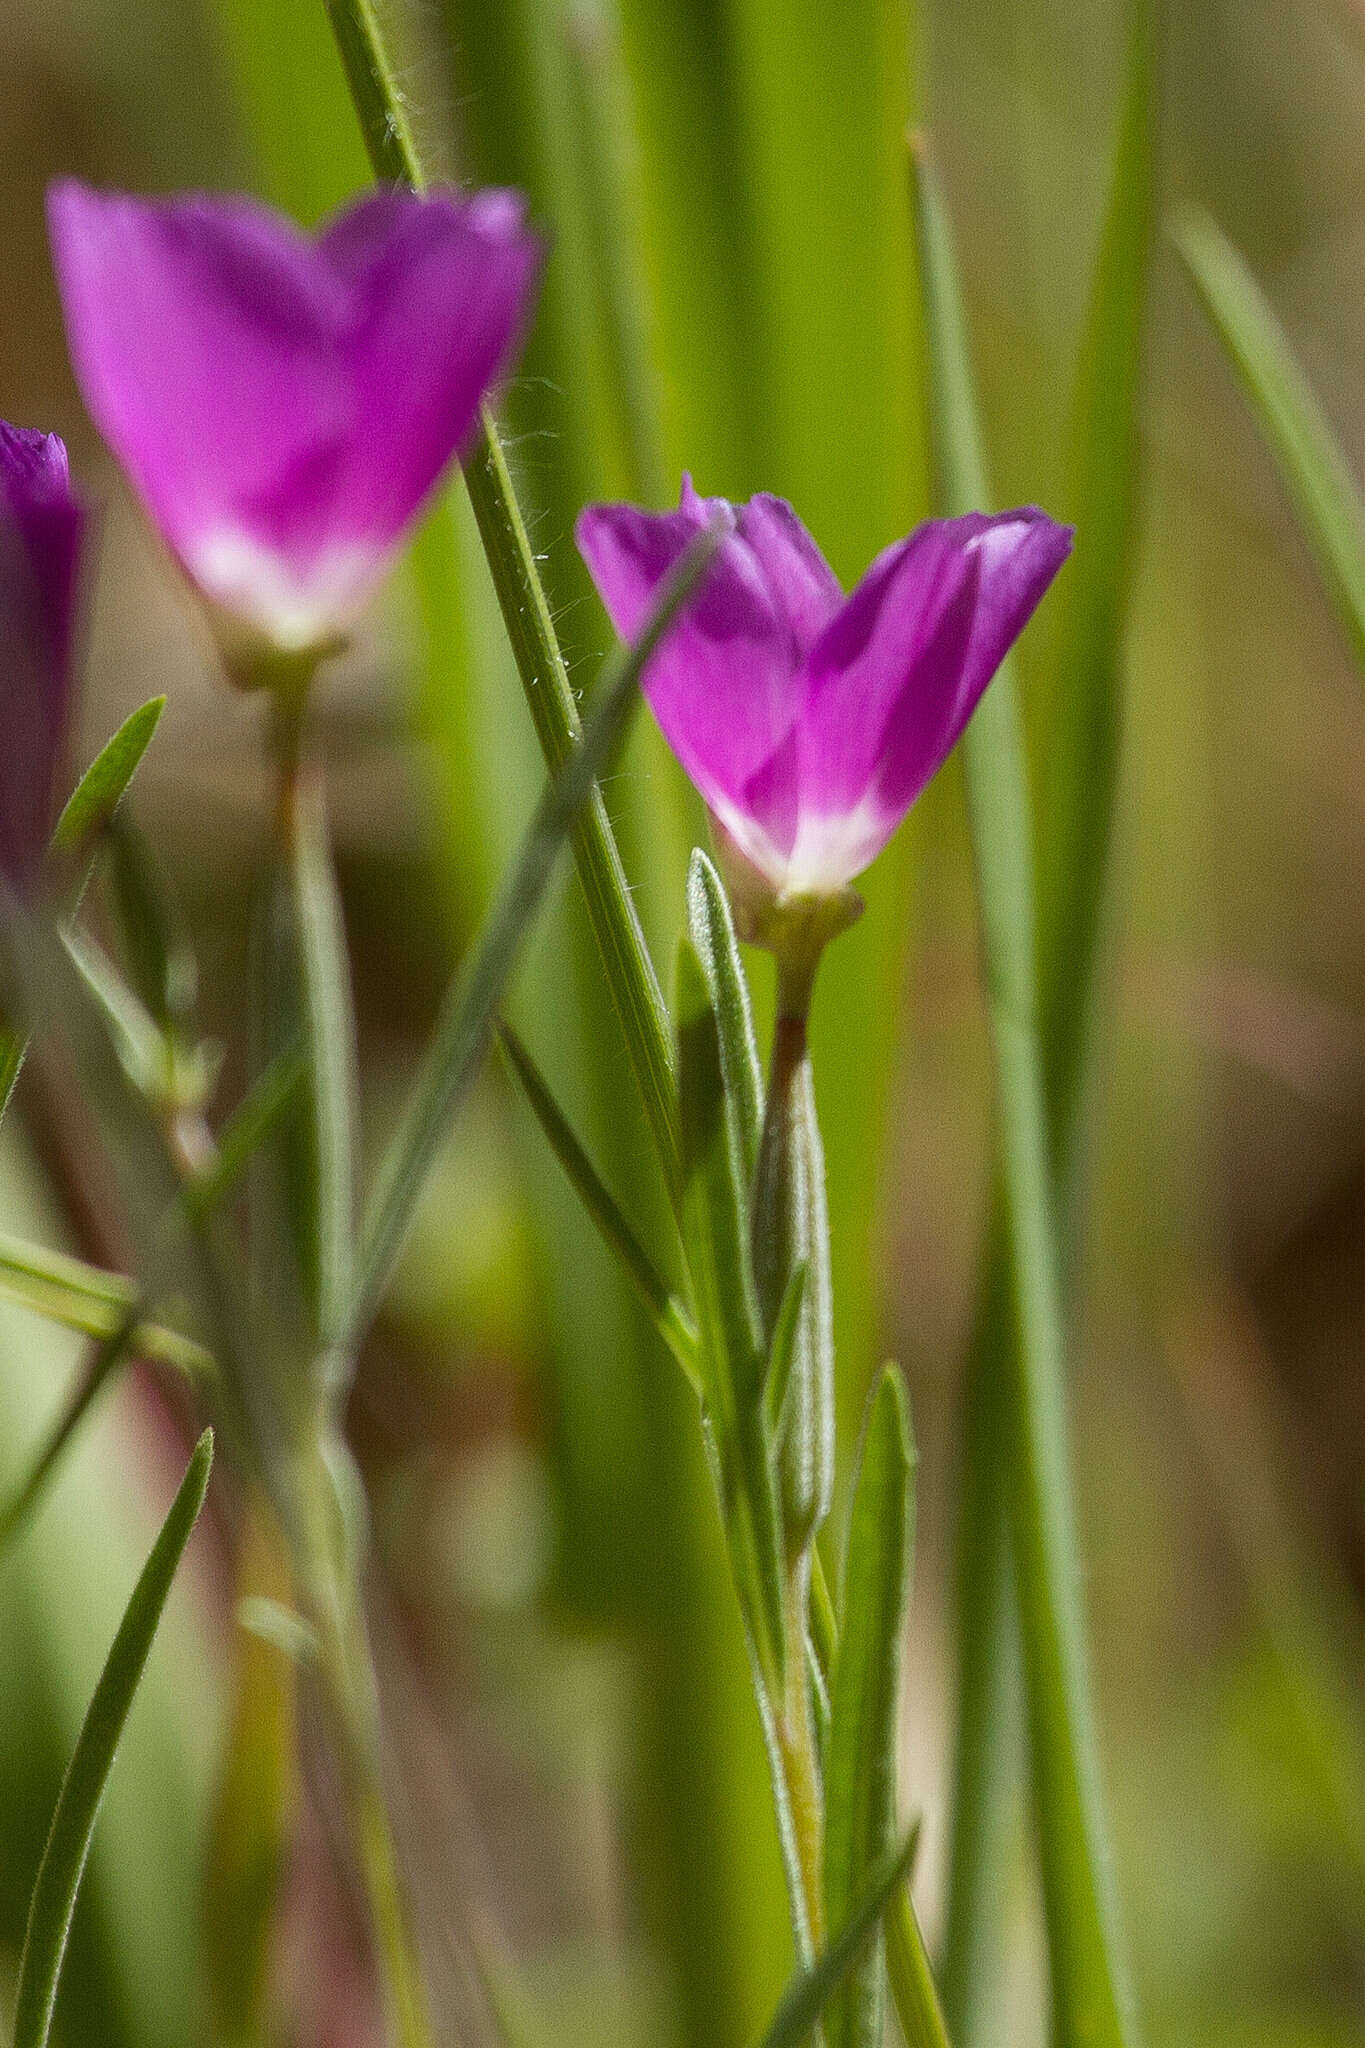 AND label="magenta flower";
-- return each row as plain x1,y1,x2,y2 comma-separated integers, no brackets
0,422,85,882
578,479,1072,909
47,181,540,657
